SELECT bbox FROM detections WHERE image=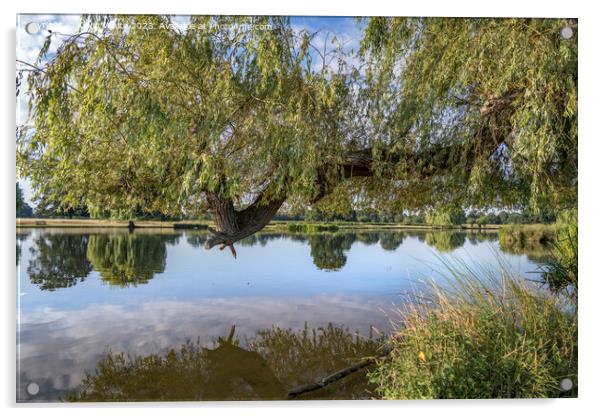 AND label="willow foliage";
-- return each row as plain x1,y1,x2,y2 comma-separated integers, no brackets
19,15,355,218
360,17,577,211
17,16,577,224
